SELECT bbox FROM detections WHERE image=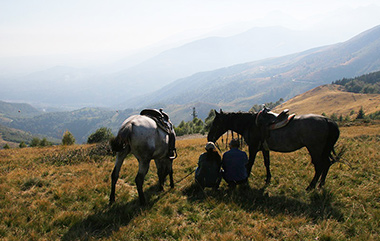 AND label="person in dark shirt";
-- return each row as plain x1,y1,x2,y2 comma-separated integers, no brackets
222,139,248,188
195,142,222,190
